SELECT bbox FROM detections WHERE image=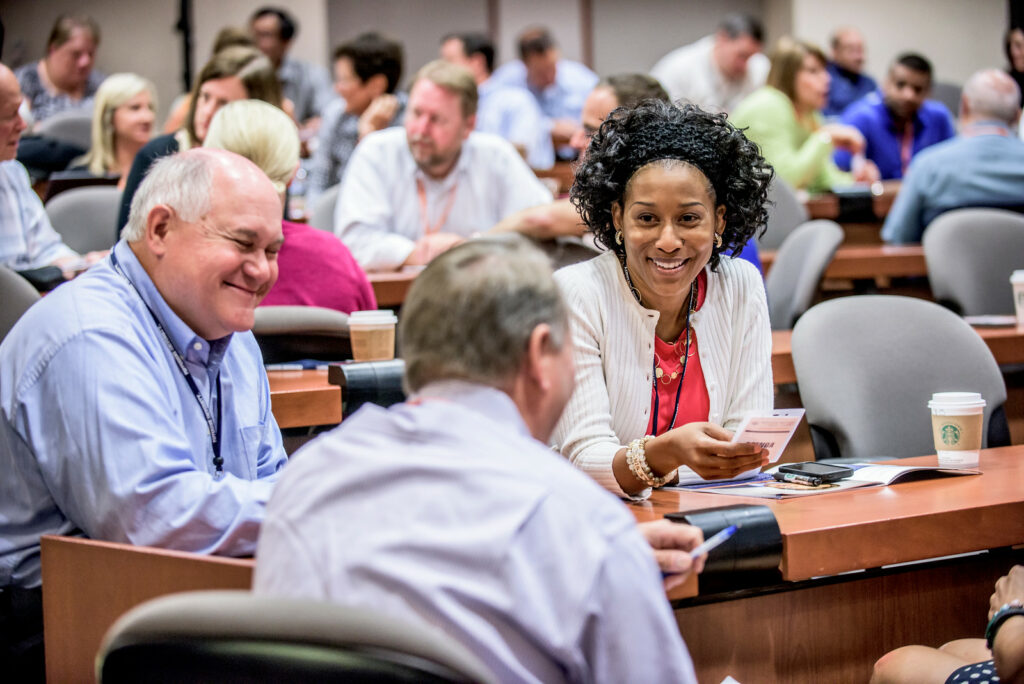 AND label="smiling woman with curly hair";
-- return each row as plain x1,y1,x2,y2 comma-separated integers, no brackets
552,100,776,499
